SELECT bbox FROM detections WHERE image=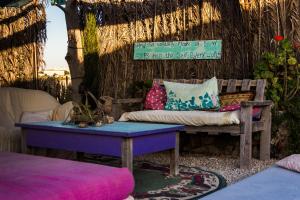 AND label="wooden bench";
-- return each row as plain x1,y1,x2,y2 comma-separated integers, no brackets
112,79,272,169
